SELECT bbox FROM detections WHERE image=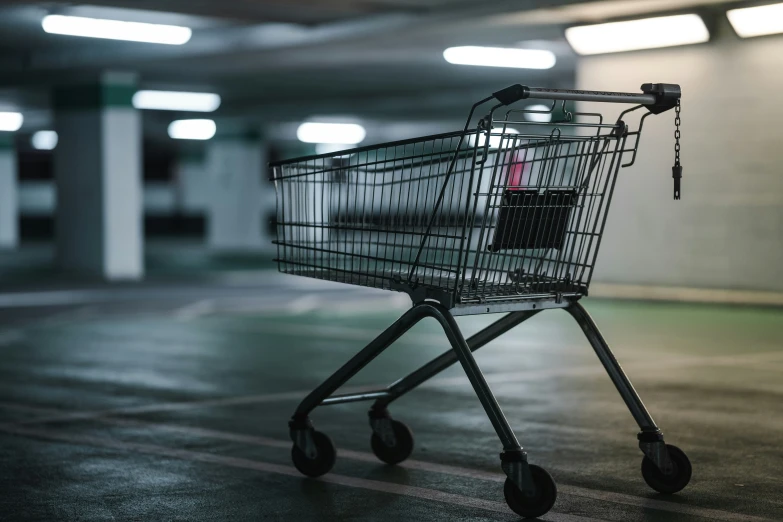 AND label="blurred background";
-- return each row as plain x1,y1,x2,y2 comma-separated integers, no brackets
0,0,780,293
1,1,782,521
